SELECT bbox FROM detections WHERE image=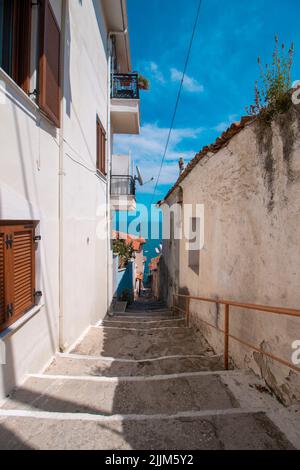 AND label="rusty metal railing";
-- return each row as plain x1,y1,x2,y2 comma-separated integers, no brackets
173,293,300,373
